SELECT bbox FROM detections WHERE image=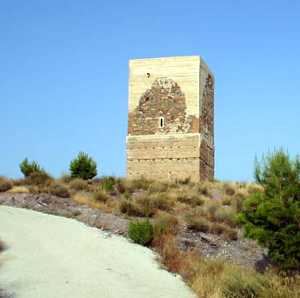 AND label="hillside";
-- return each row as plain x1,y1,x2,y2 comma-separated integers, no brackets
0,176,300,297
